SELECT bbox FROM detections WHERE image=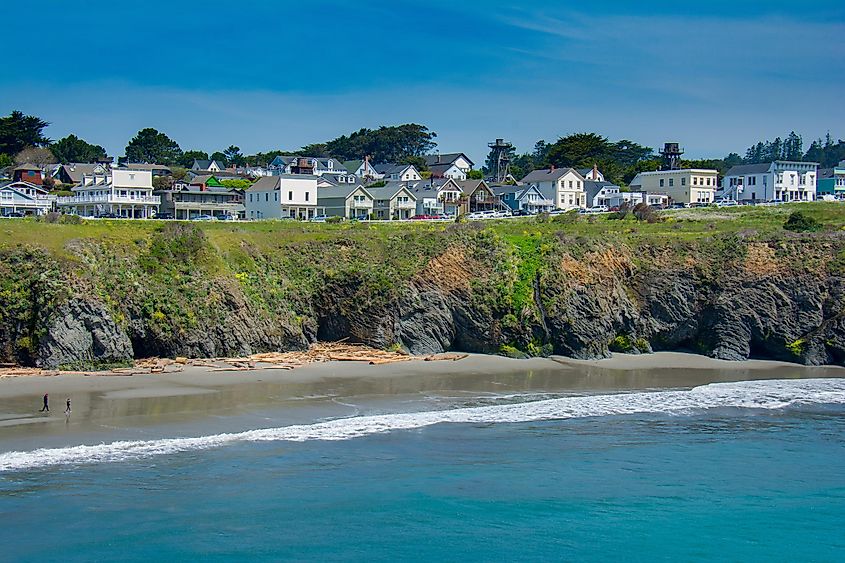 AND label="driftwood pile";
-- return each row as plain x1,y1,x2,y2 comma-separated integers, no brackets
0,343,468,378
